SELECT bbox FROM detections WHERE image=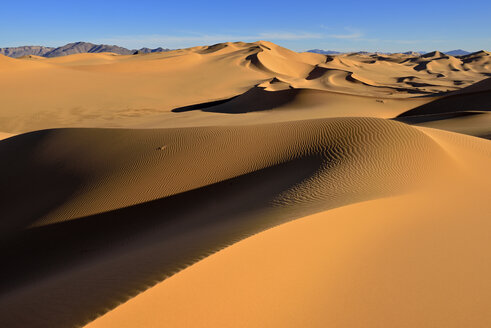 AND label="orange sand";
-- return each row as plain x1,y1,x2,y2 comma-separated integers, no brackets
0,41,489,328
